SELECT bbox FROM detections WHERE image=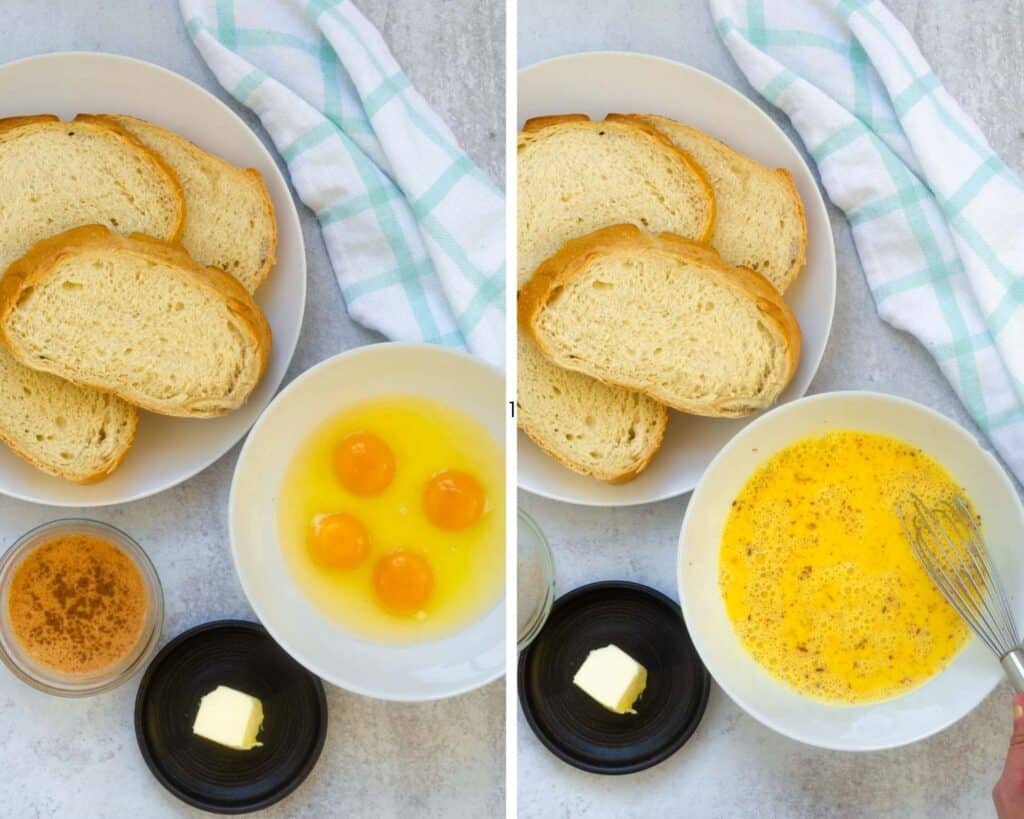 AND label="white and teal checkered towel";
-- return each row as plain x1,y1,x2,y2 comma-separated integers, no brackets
712,0,1024,483
180,0,505,368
